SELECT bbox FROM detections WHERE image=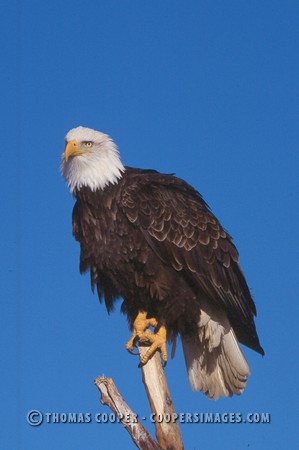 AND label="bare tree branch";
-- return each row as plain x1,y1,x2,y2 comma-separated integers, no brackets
95,343,184,449
138,345,184,450
95,376,162,450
